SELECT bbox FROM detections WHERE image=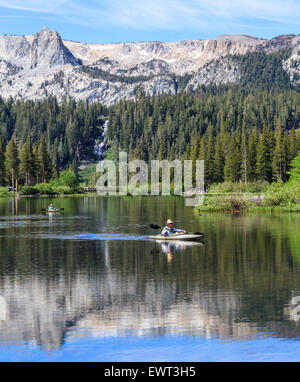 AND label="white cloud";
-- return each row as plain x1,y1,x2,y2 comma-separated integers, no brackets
0,0,67,13
0,0,299,31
